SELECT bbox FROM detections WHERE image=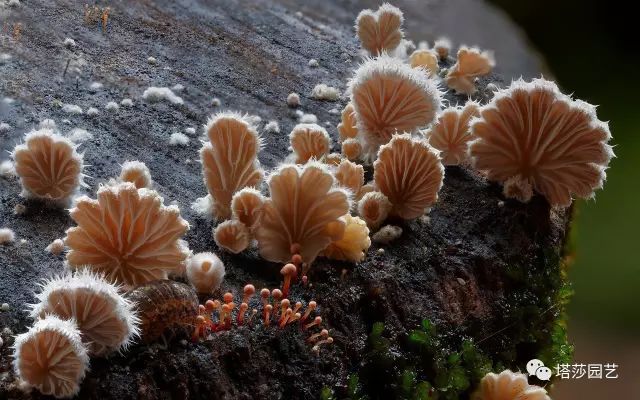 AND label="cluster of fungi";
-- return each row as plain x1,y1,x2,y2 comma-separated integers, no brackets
2,2,614,399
